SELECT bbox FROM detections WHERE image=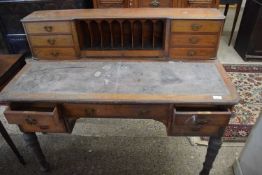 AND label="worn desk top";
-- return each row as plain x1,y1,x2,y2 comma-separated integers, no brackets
0,61,239,104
